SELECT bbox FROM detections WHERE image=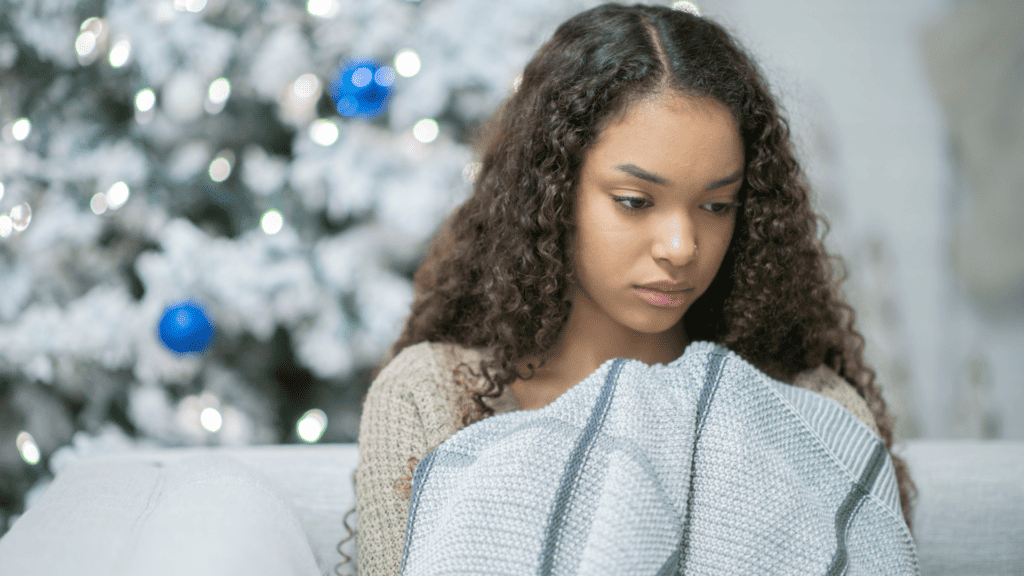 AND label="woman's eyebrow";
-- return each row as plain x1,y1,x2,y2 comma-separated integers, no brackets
613,163,744,190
